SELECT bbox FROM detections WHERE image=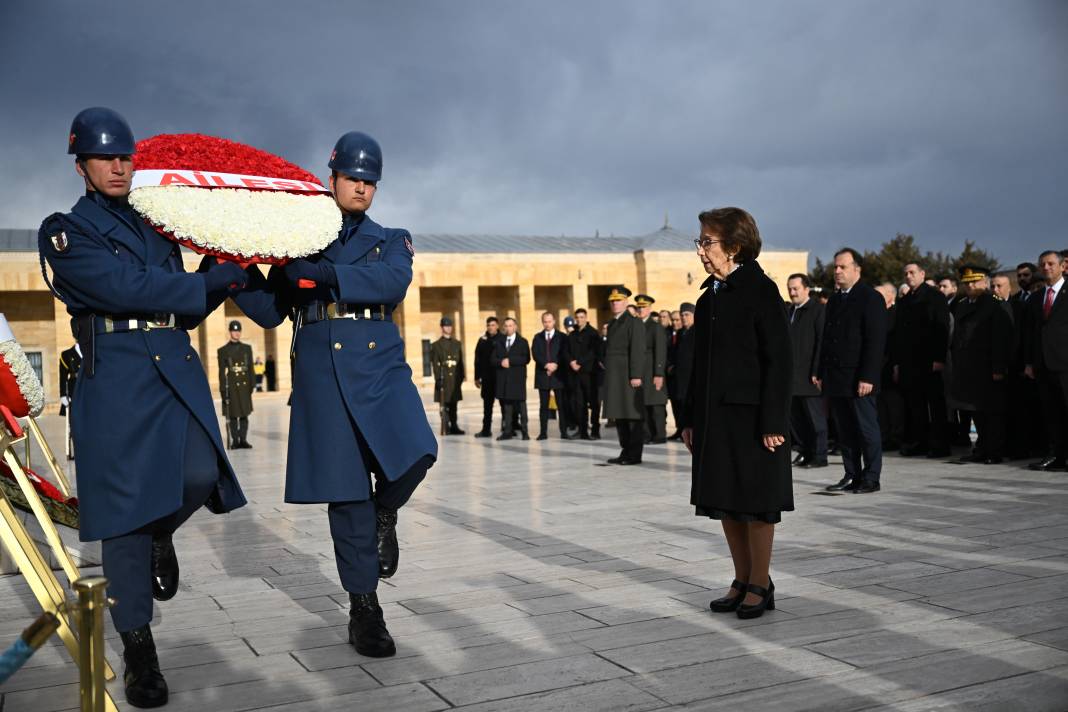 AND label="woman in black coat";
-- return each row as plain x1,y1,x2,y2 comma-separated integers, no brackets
682,207,793,619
